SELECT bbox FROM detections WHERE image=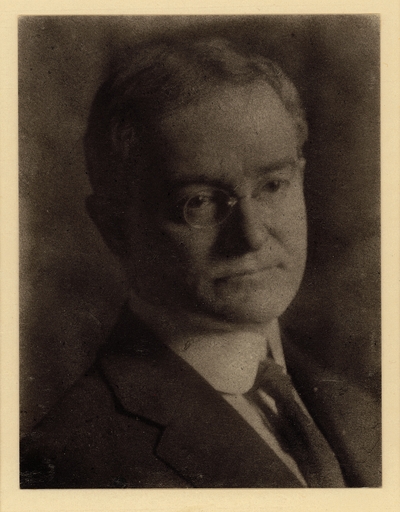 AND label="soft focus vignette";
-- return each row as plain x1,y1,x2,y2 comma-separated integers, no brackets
19,15,380,436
